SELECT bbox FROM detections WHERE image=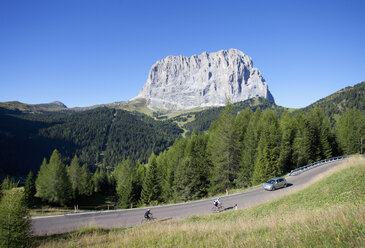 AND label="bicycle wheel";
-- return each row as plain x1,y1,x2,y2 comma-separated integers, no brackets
141,217,156,224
